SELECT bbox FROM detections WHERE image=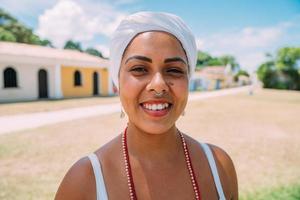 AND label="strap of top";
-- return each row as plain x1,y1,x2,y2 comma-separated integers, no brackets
200,143,226,200
87,145,225,200
88,153,108,200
